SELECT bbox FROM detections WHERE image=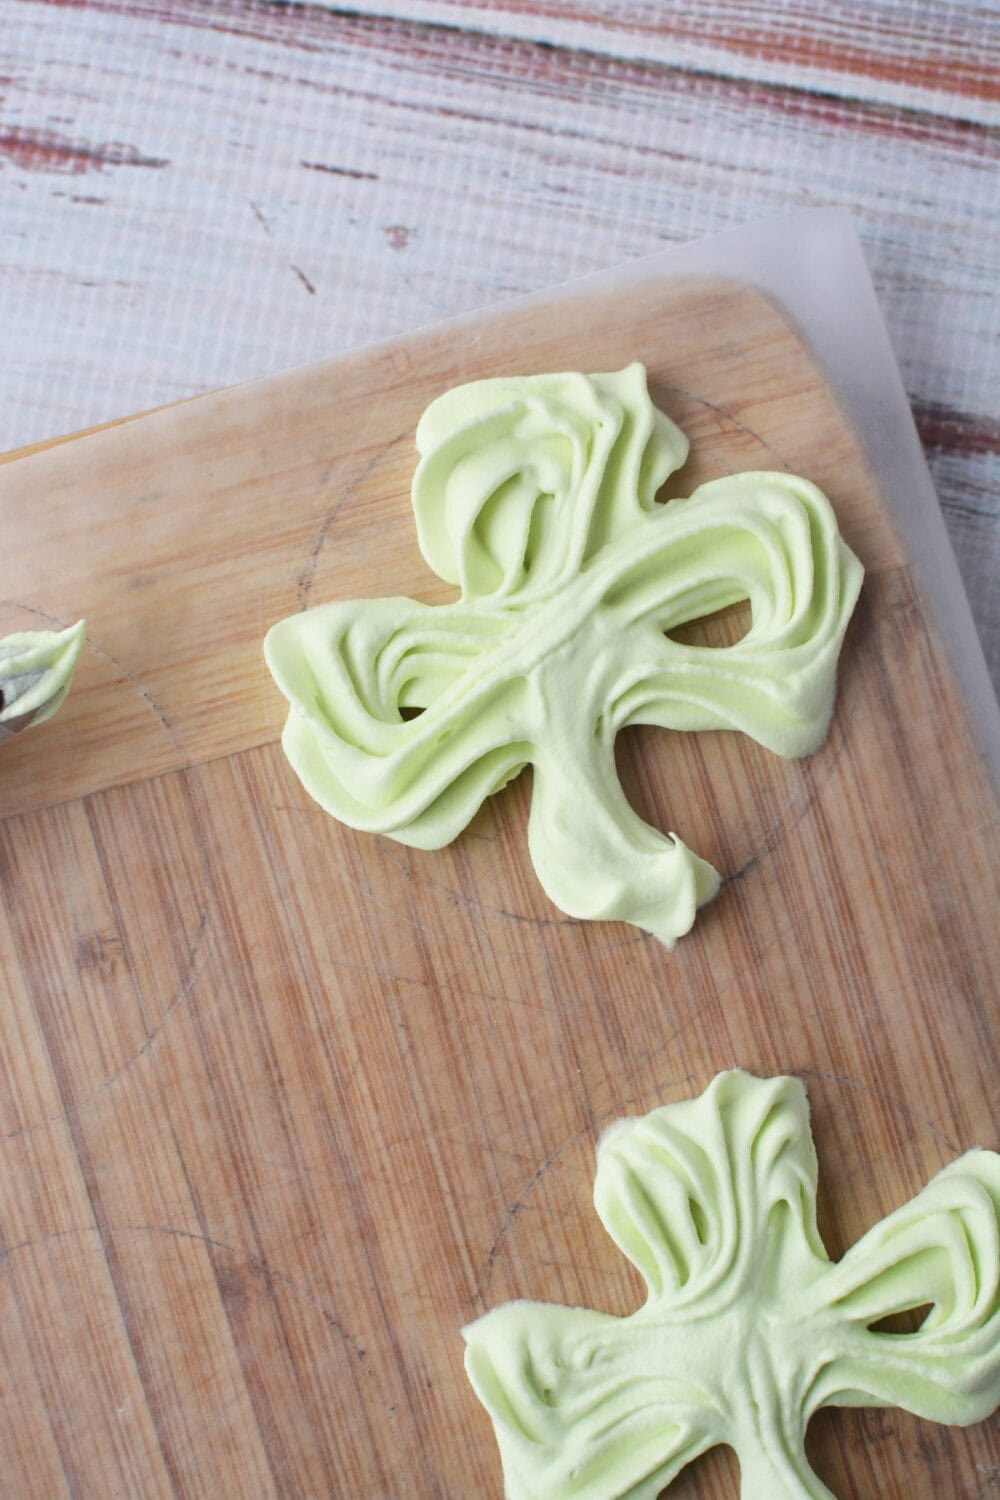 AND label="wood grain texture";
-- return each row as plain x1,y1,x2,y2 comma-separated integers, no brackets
1,0,998,694
320,0,1000,120
1,277,997,1498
